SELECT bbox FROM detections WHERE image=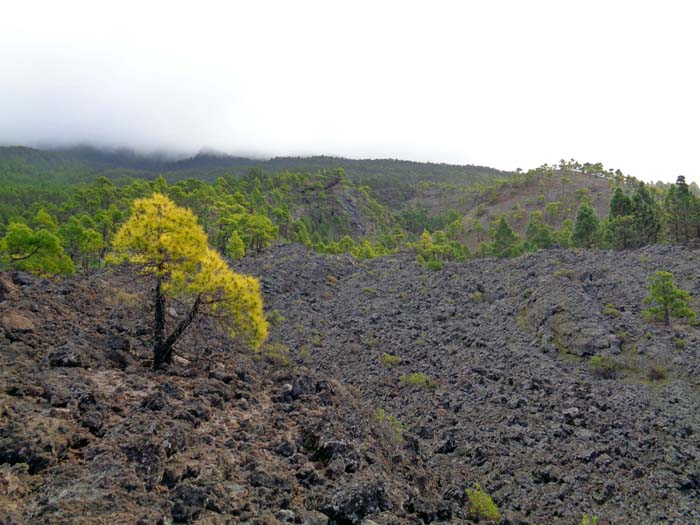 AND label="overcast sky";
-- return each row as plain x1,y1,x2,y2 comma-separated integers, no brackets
1,1,698,182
